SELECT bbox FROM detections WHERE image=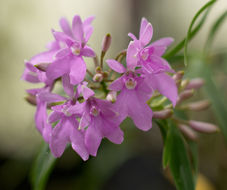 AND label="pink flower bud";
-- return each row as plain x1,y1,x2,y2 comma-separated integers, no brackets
178,124,198,141
102,33,112,52
182,100,211,111
153,109,173,119
177,89,194,104
186,78,205,90
188,120,219,133
173,71,184,81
